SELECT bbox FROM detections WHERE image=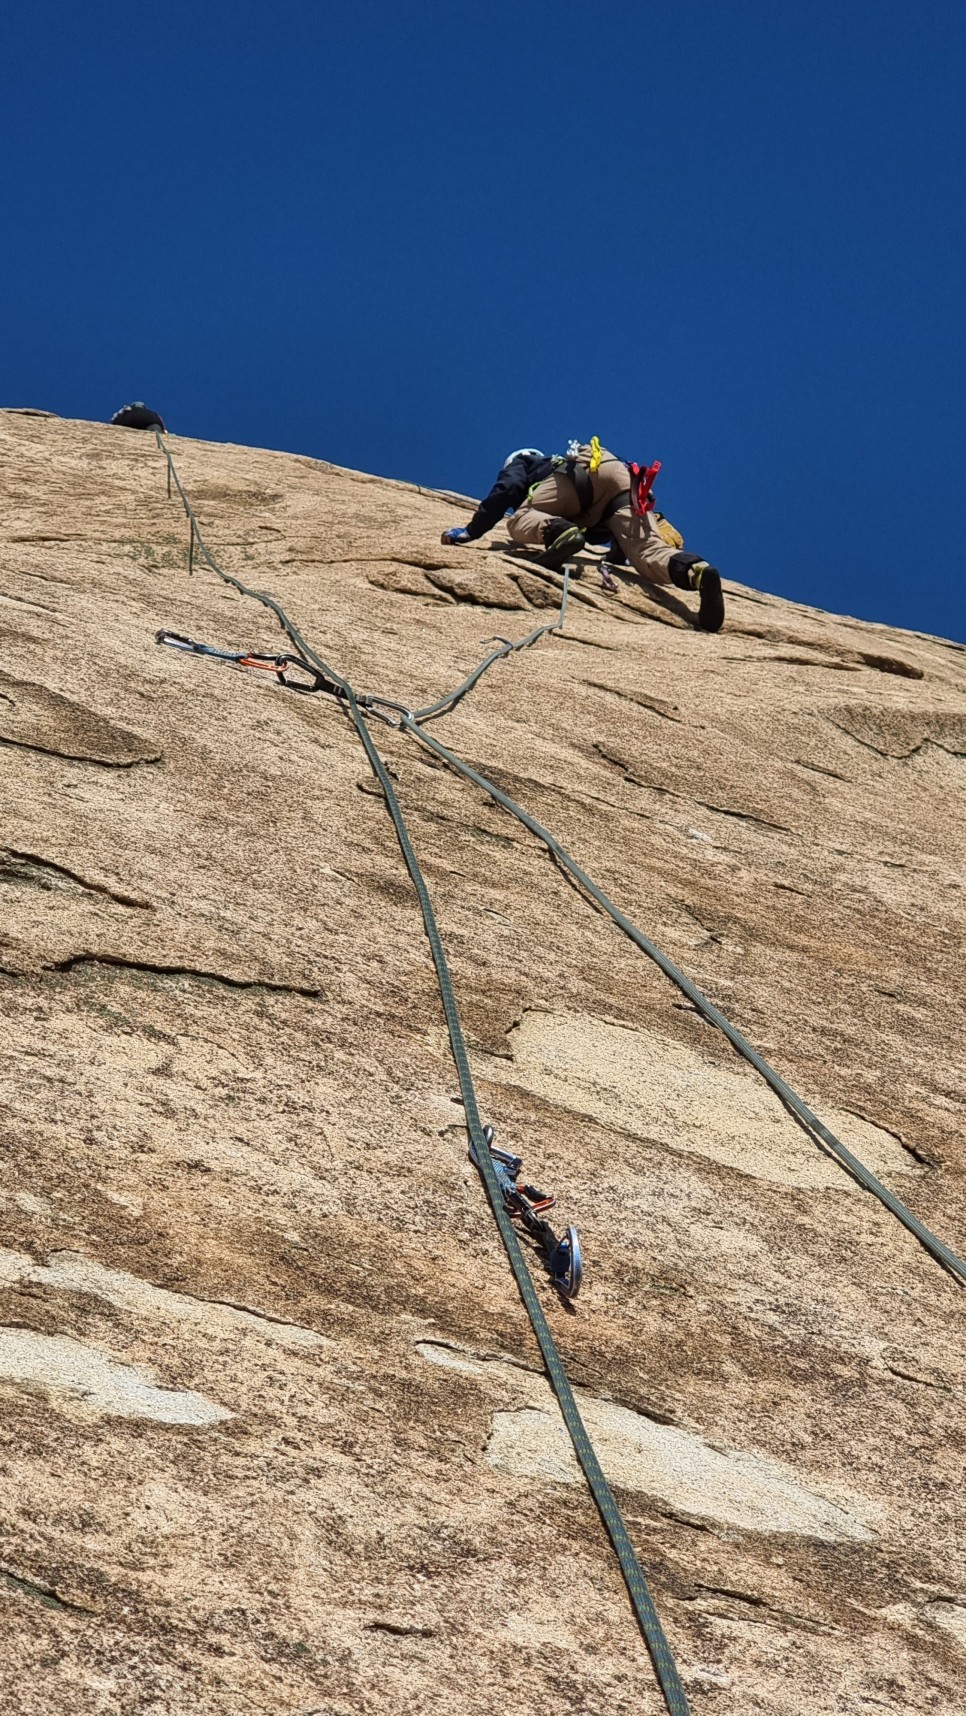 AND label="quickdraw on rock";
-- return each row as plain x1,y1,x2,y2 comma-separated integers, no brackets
471,1126,582,1299
155,629,338,695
